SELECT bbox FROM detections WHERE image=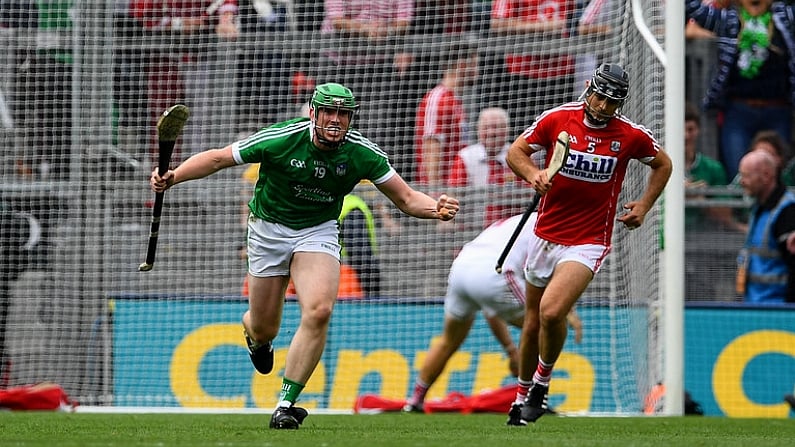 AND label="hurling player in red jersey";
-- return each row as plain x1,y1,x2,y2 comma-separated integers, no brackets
503,63,672,425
